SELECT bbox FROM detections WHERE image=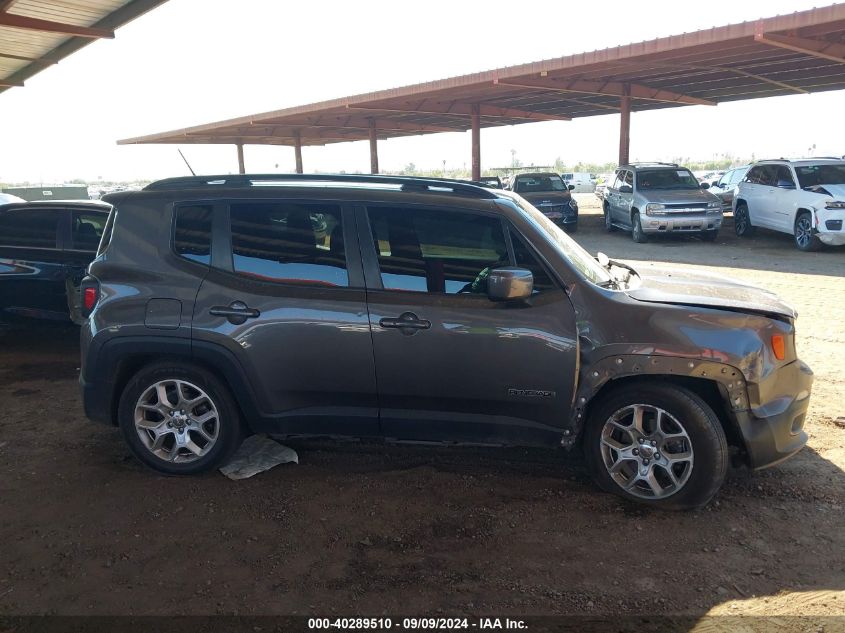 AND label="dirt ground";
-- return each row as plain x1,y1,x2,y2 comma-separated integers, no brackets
1,195,843,623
